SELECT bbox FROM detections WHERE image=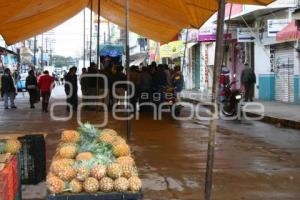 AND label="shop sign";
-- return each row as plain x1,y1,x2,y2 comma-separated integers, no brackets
198,26,231,42
267,19,289,37
237,28,256,42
